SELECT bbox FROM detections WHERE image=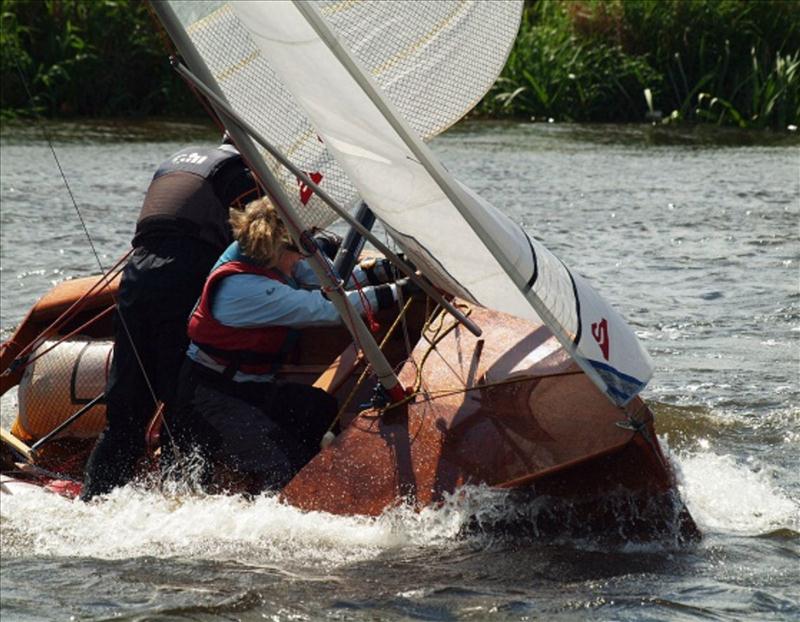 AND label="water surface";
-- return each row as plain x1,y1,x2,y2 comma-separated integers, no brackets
1,120,798,621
